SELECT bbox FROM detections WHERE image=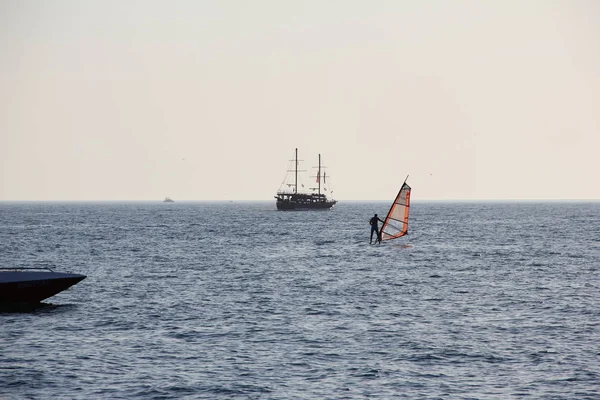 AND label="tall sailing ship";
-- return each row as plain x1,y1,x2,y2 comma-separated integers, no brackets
275,148,337,210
